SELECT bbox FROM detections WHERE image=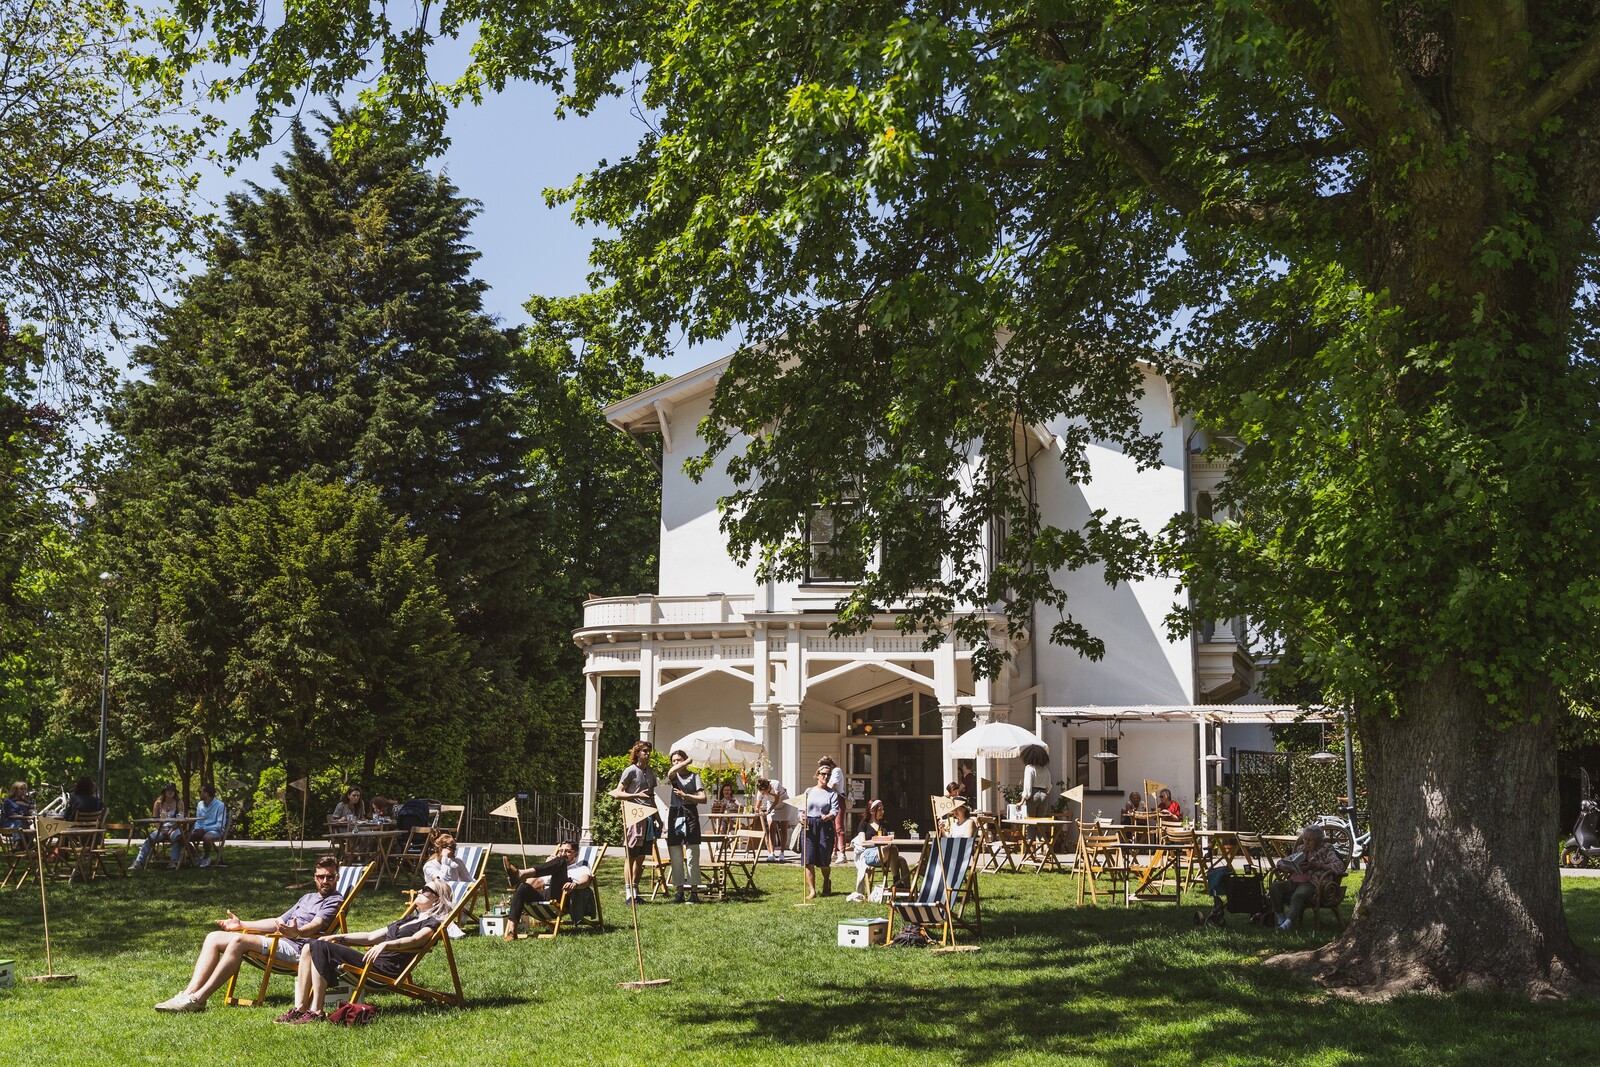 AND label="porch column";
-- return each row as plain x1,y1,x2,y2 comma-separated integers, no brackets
972,703,996,814
636,708,655,745
779,703,802,795
939,704,961,784
1196,716,1209,829
580,673,604,842
750,702,773,773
